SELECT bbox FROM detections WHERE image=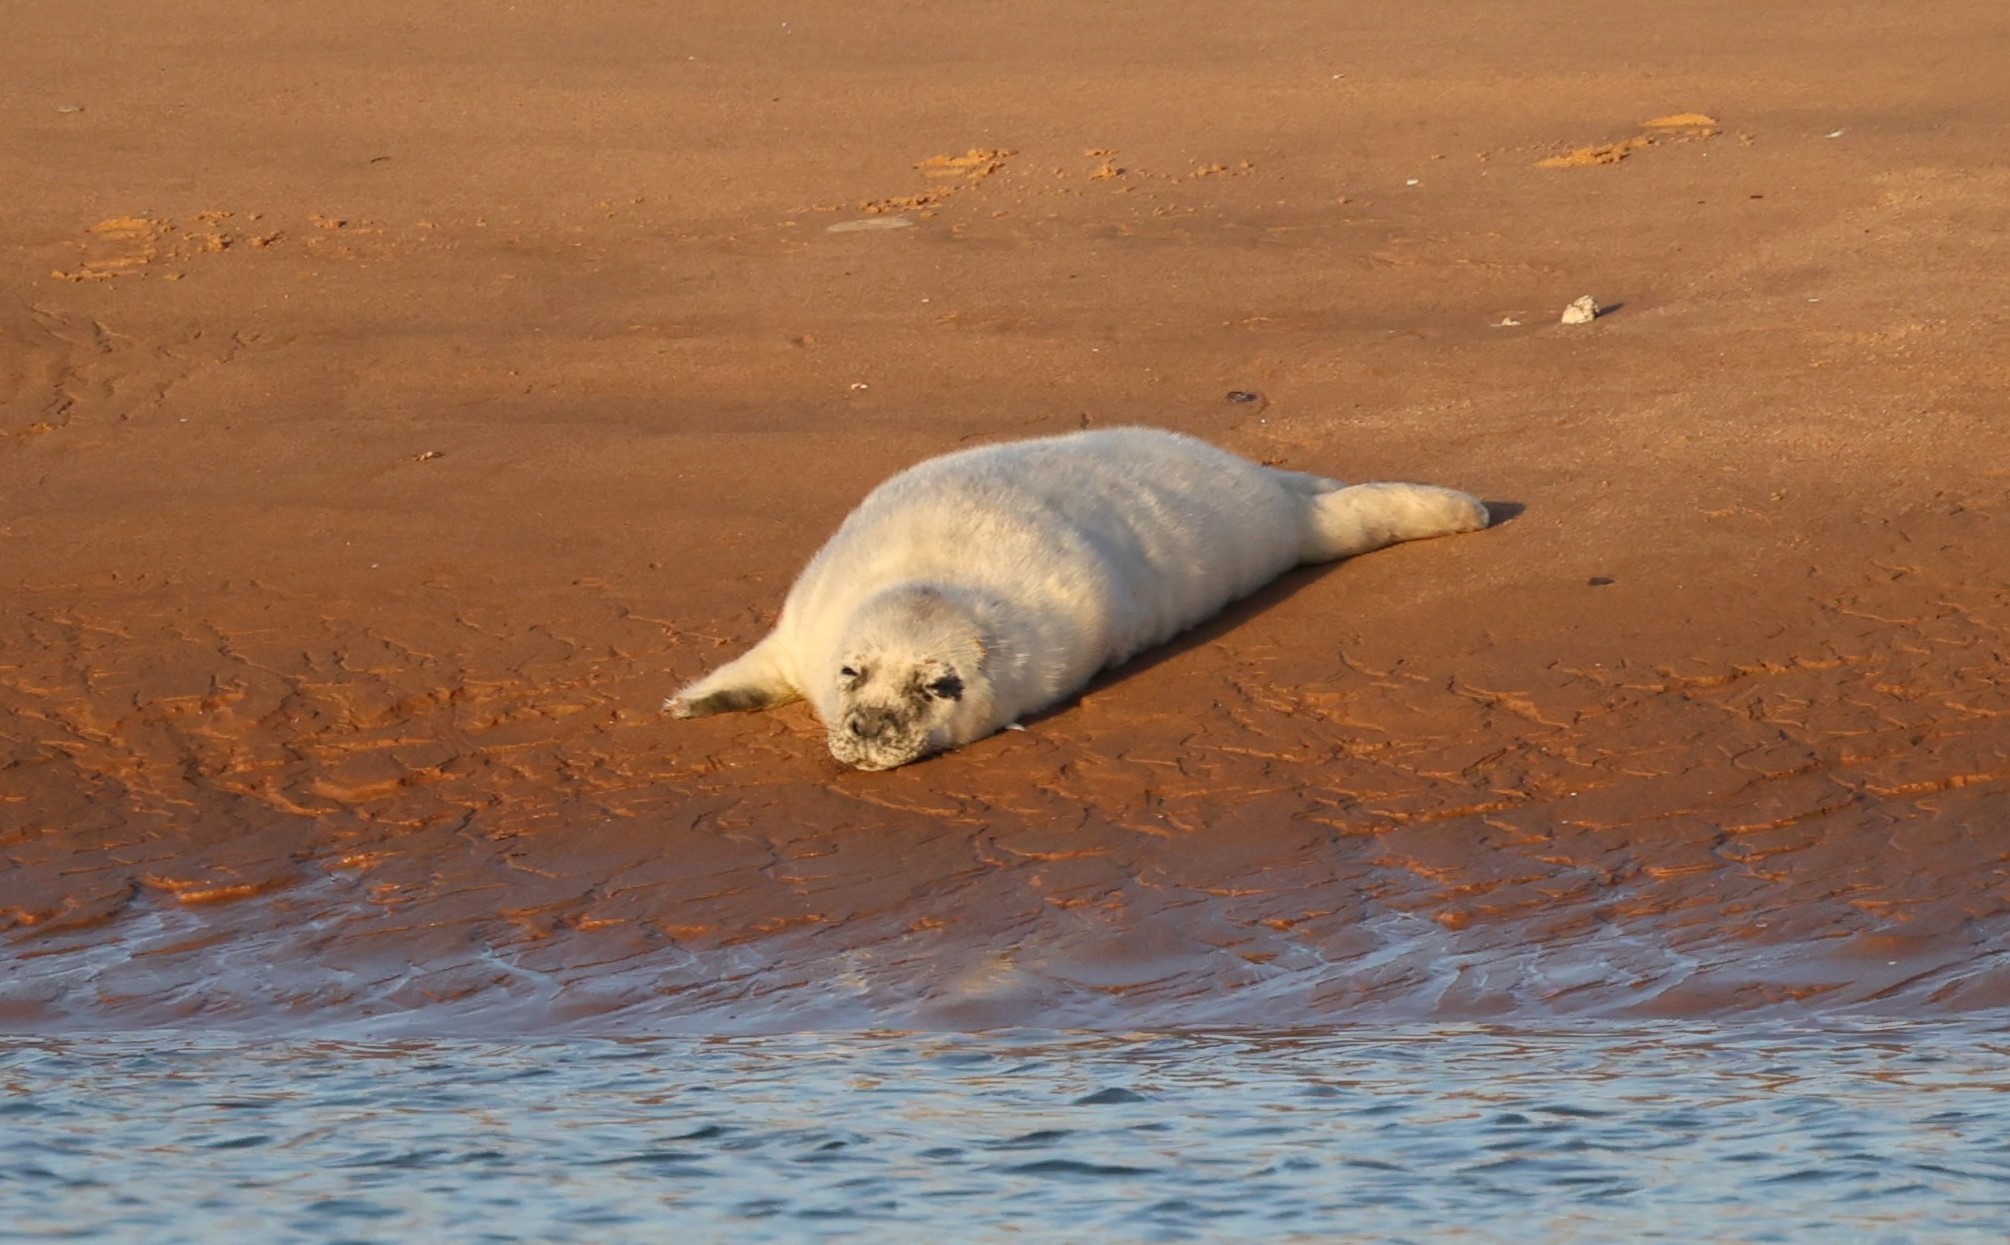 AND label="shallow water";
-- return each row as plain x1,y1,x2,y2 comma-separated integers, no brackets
7,1021,2009,1243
